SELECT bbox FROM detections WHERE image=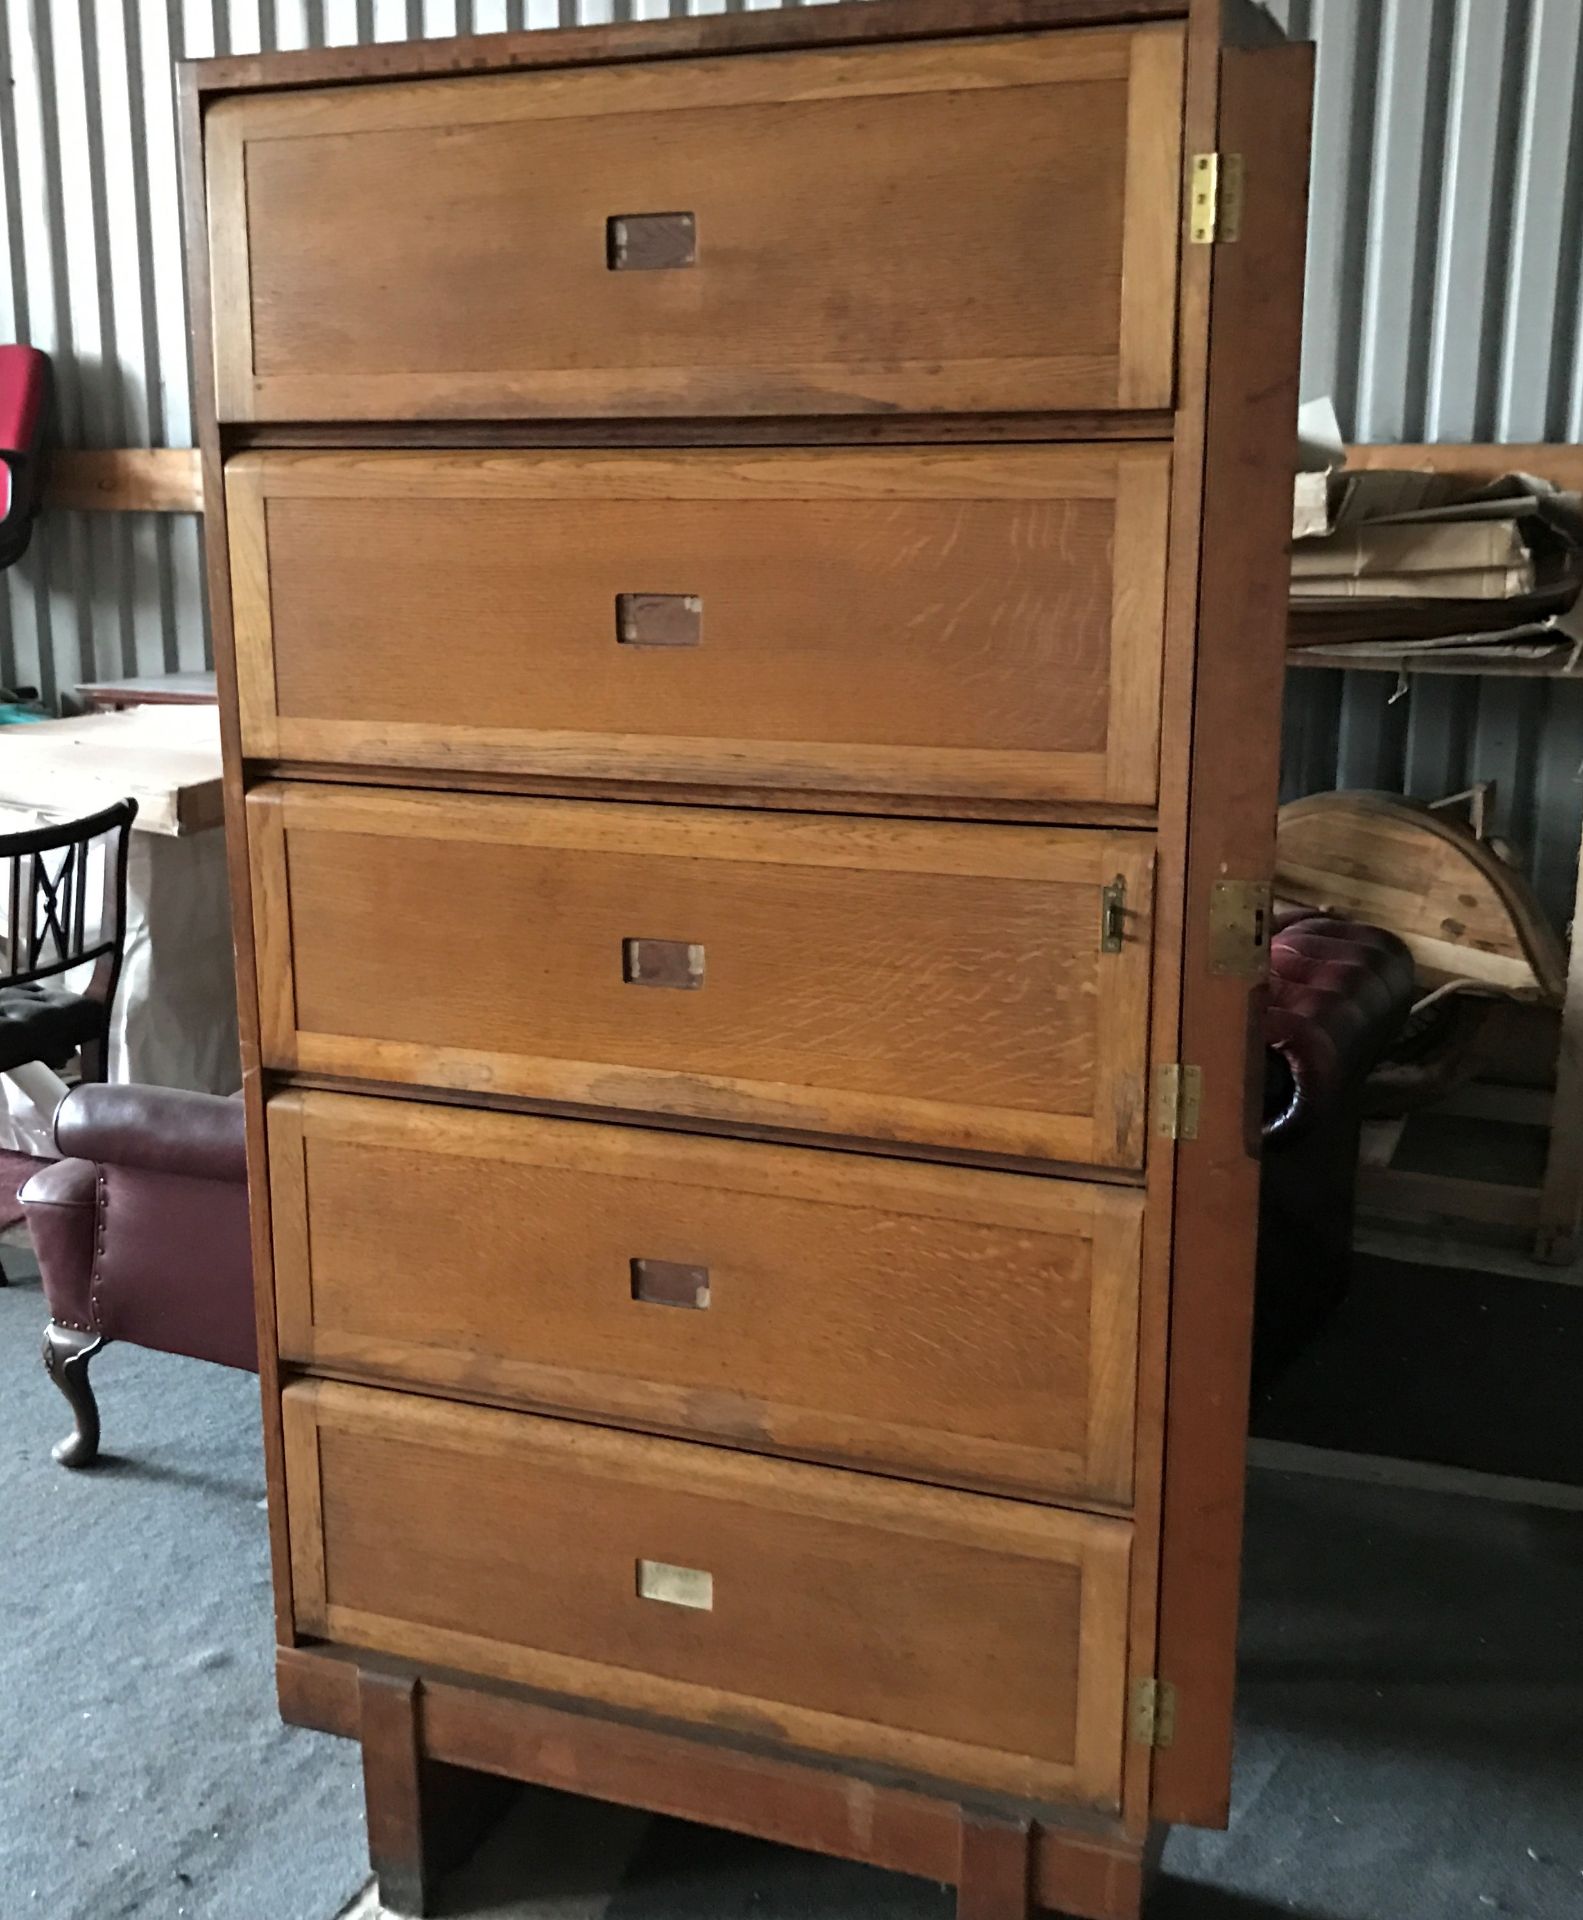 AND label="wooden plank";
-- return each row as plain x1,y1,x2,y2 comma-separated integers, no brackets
76,672,218,709
1344,442,1583,493
1358,1165,1541,1231
46,448,203,513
